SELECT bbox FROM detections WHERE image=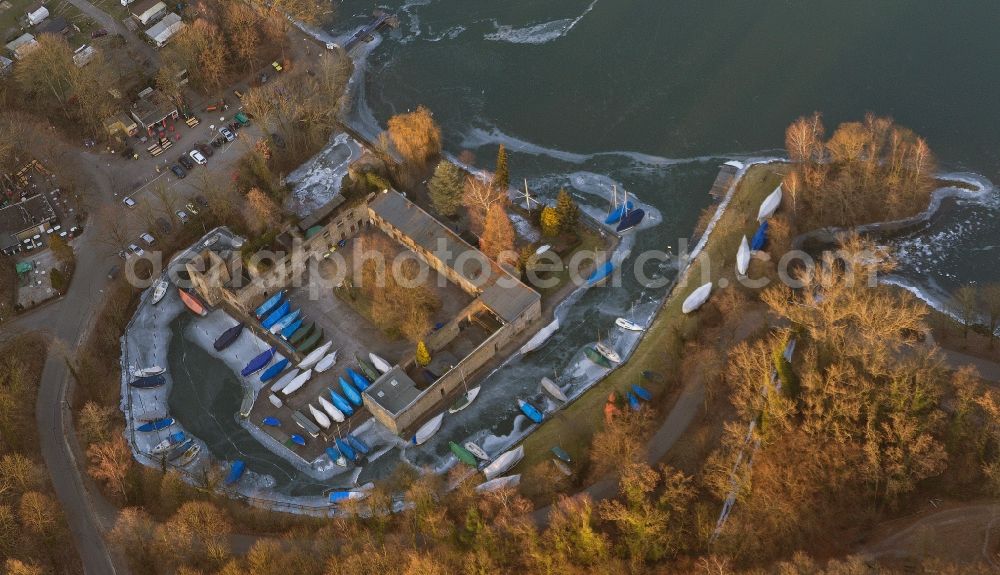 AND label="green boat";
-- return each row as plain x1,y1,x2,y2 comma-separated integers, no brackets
297,329,324,354
289,322,315,346
585,347,612,368
354,355,380,381
551,446,572,464
449,441,478,466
